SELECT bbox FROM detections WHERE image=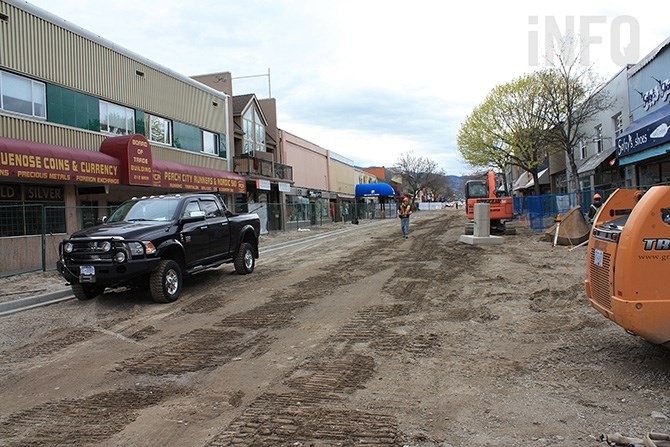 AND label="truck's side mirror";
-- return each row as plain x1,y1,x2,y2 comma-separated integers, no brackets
180,210,206,222
96,216,108,225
